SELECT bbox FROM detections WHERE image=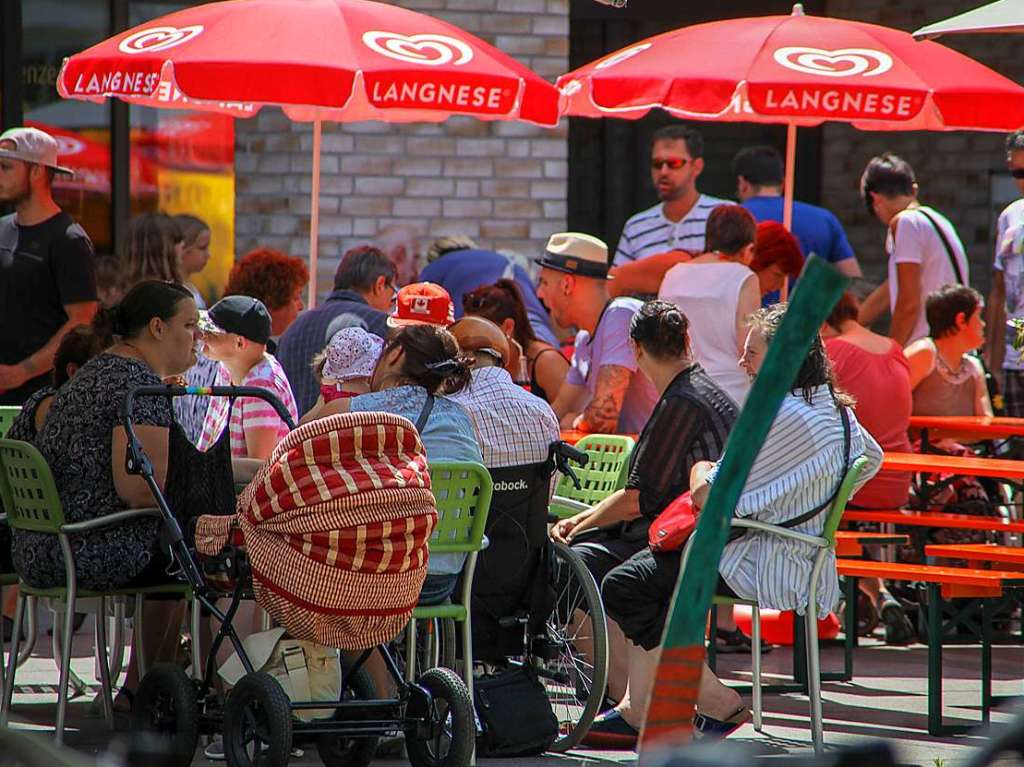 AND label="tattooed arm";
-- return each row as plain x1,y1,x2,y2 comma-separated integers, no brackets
575,364,632,432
